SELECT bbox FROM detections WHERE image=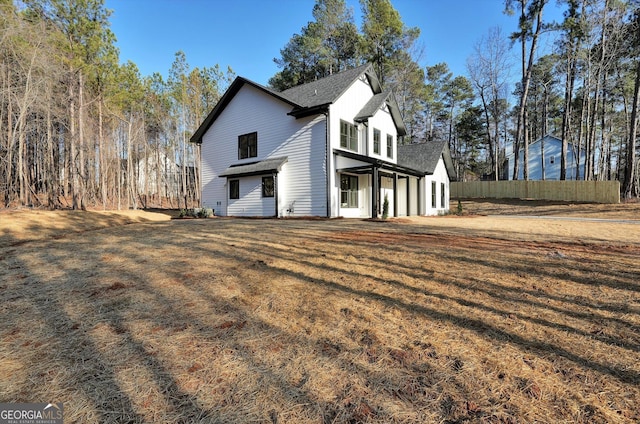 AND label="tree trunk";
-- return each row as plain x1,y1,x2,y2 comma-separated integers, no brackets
623,59,640,199
78,72,86,210
561,50,576,180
